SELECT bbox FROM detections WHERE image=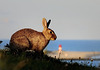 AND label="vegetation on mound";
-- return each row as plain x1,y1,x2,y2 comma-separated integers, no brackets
0,49,99,70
